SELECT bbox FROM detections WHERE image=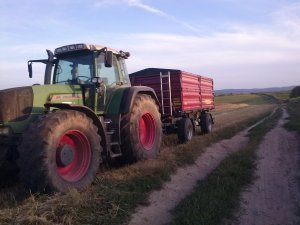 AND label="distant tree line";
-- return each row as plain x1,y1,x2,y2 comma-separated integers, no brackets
290,86,300,98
